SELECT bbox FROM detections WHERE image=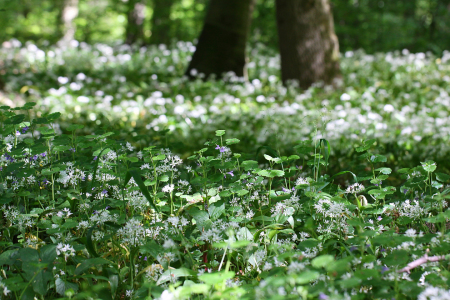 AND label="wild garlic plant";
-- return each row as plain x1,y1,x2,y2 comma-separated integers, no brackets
1,105,450,299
